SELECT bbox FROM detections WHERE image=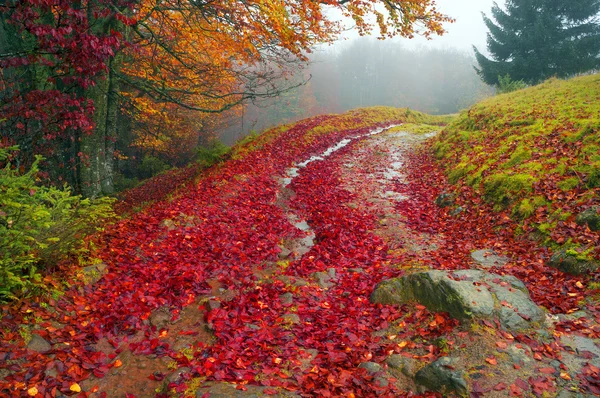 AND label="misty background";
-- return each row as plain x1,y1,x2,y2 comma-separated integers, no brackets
219,0,503,144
